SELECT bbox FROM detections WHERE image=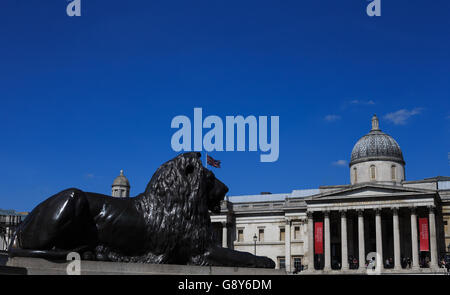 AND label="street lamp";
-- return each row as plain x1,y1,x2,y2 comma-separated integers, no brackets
253,234,257,255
